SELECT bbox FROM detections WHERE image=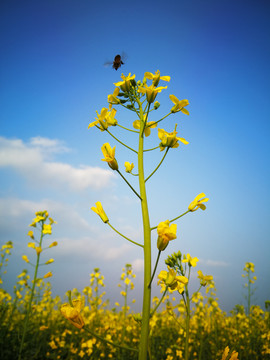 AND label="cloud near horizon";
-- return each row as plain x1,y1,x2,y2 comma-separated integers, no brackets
0,136,115,191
